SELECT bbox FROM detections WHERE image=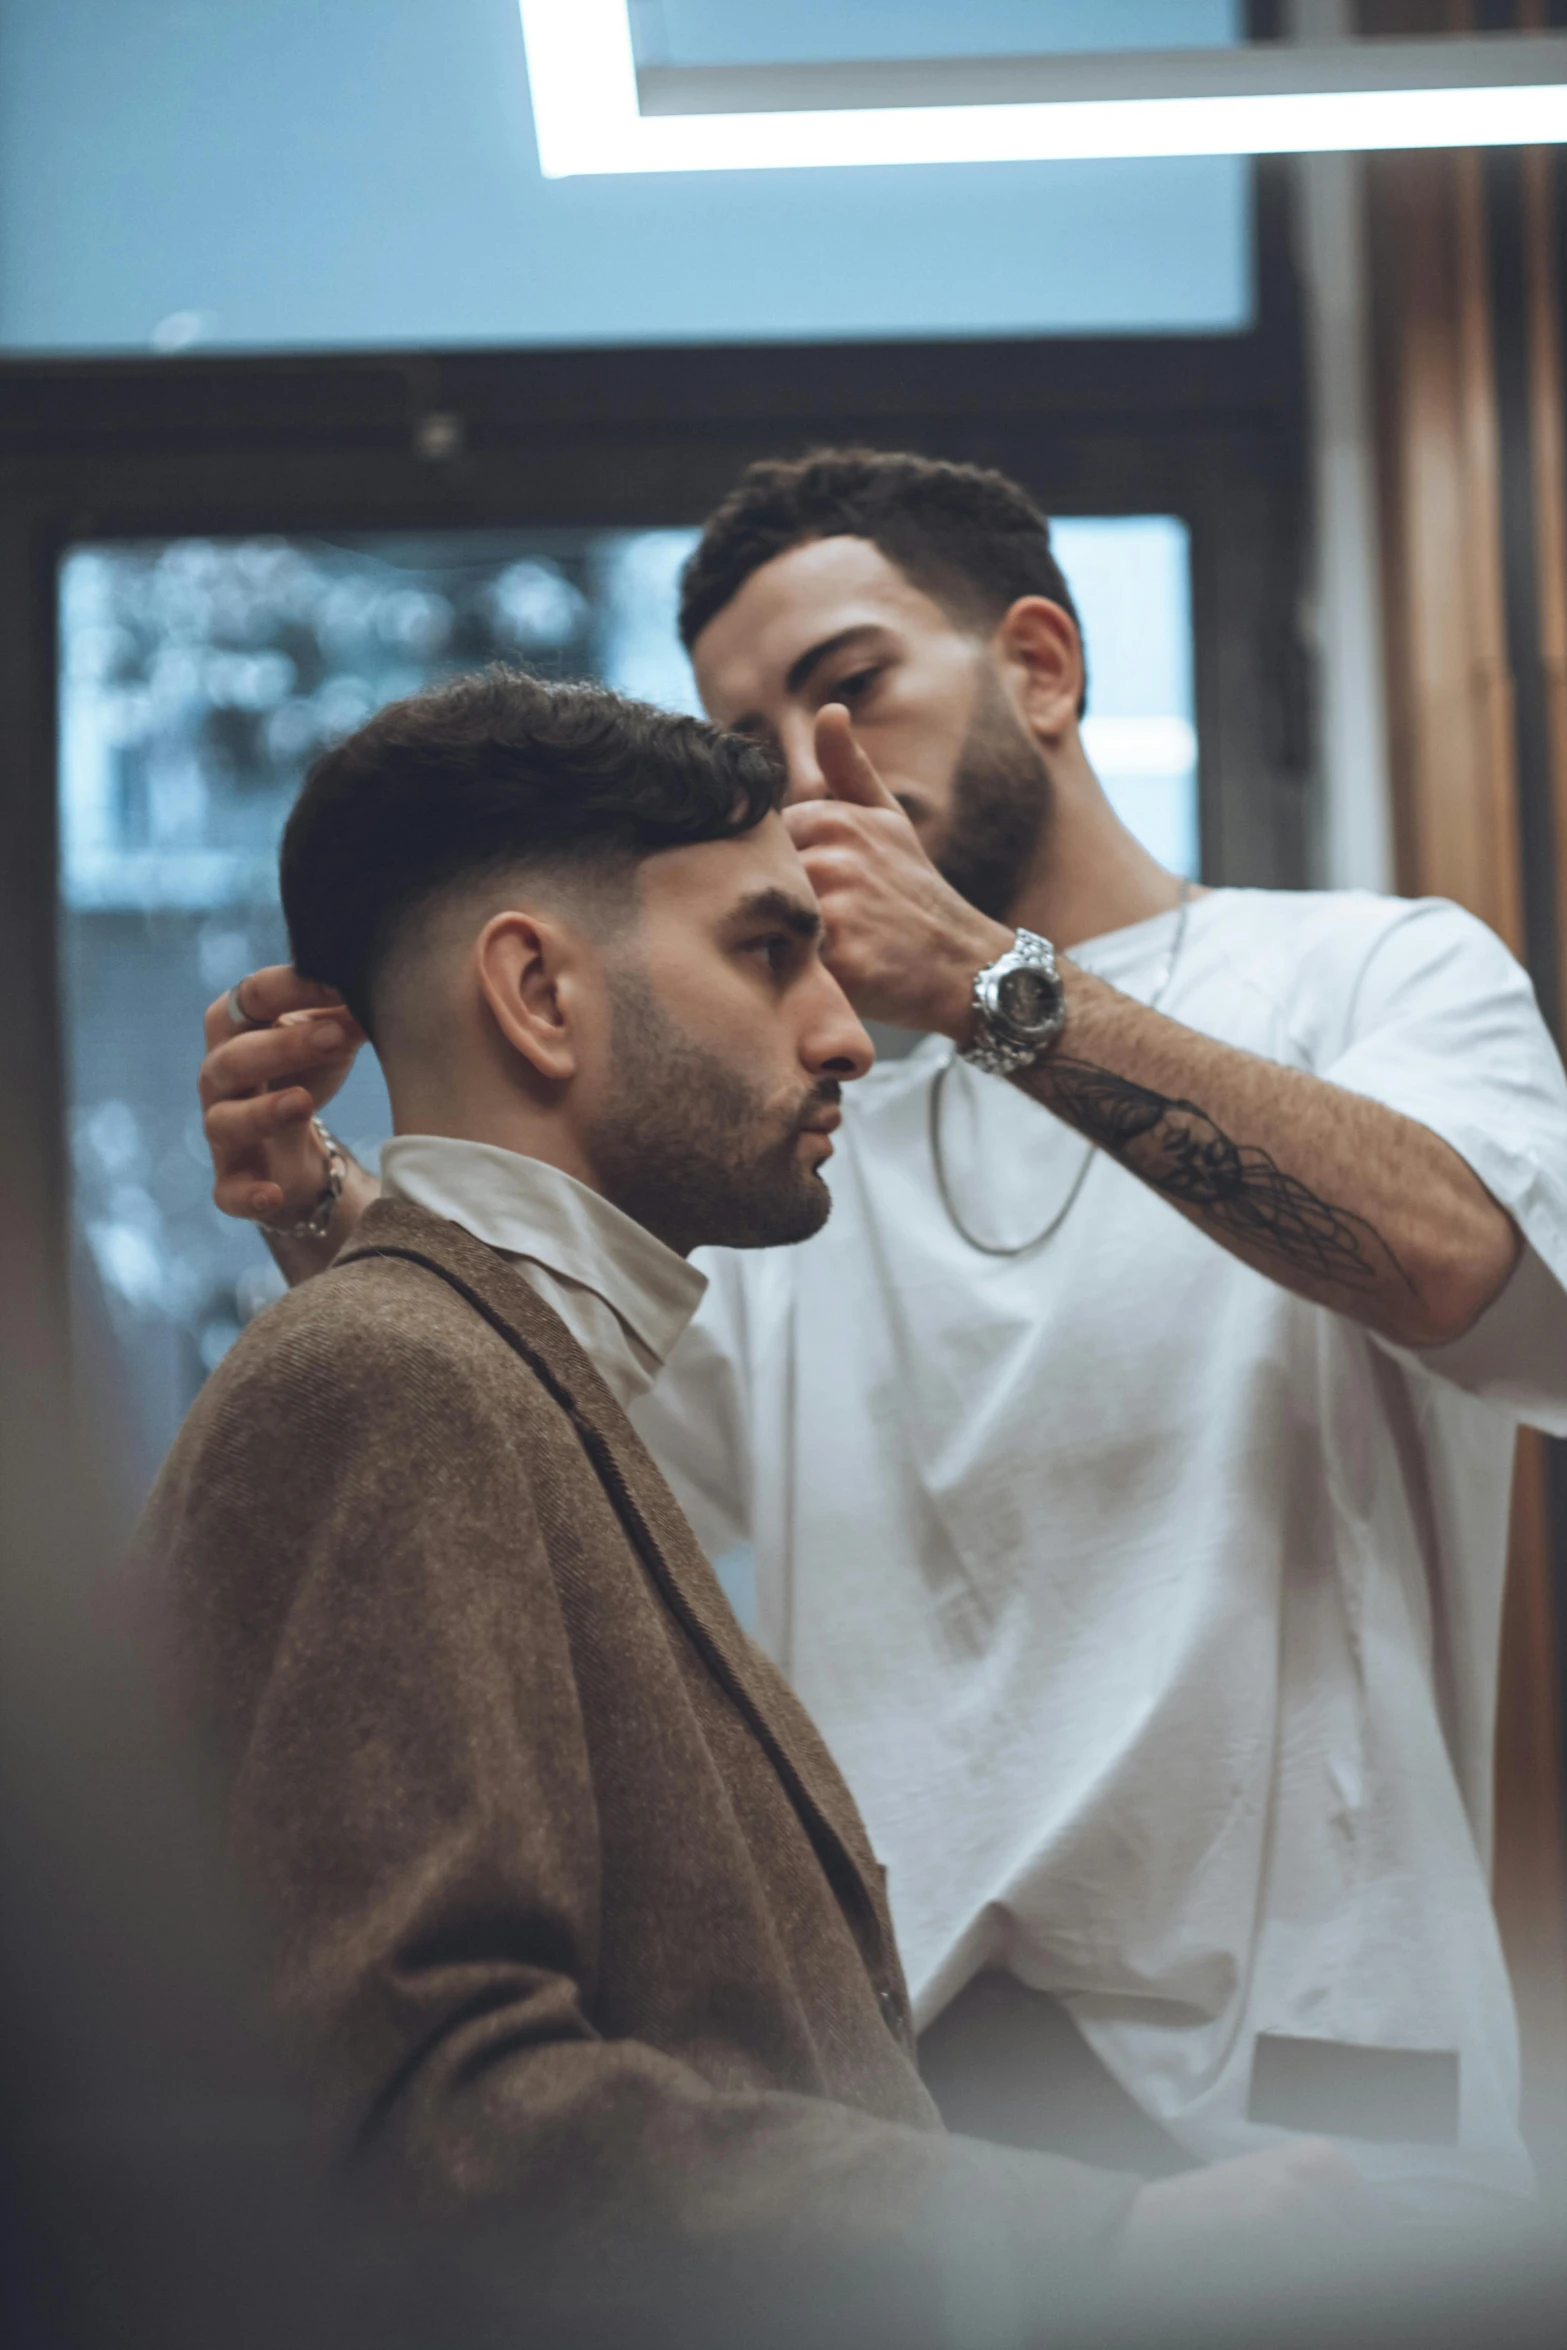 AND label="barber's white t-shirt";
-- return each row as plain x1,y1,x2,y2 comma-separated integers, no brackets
631,889,1567,2204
